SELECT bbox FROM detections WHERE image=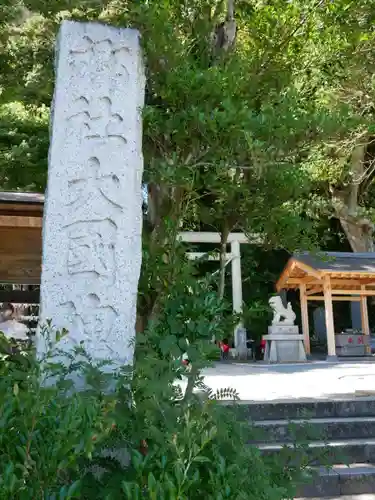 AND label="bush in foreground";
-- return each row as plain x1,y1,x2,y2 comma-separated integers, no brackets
0,280,310,499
